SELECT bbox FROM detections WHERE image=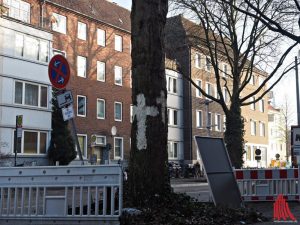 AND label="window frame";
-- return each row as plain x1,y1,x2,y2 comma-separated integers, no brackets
114,101,123,122
97,61,106,82
196,110,203,128
77,56,87,78
77,95,87,117
196,80,202,98
250,120,257,136
52,12,67,34
195,53,201,68
114,66,123,86
96,98,105,120
76,134,87,158
97,28,106,46
114,137,123,159
115,34,123,52
168,141,179,159
77,21,87,41
215,114,221,131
